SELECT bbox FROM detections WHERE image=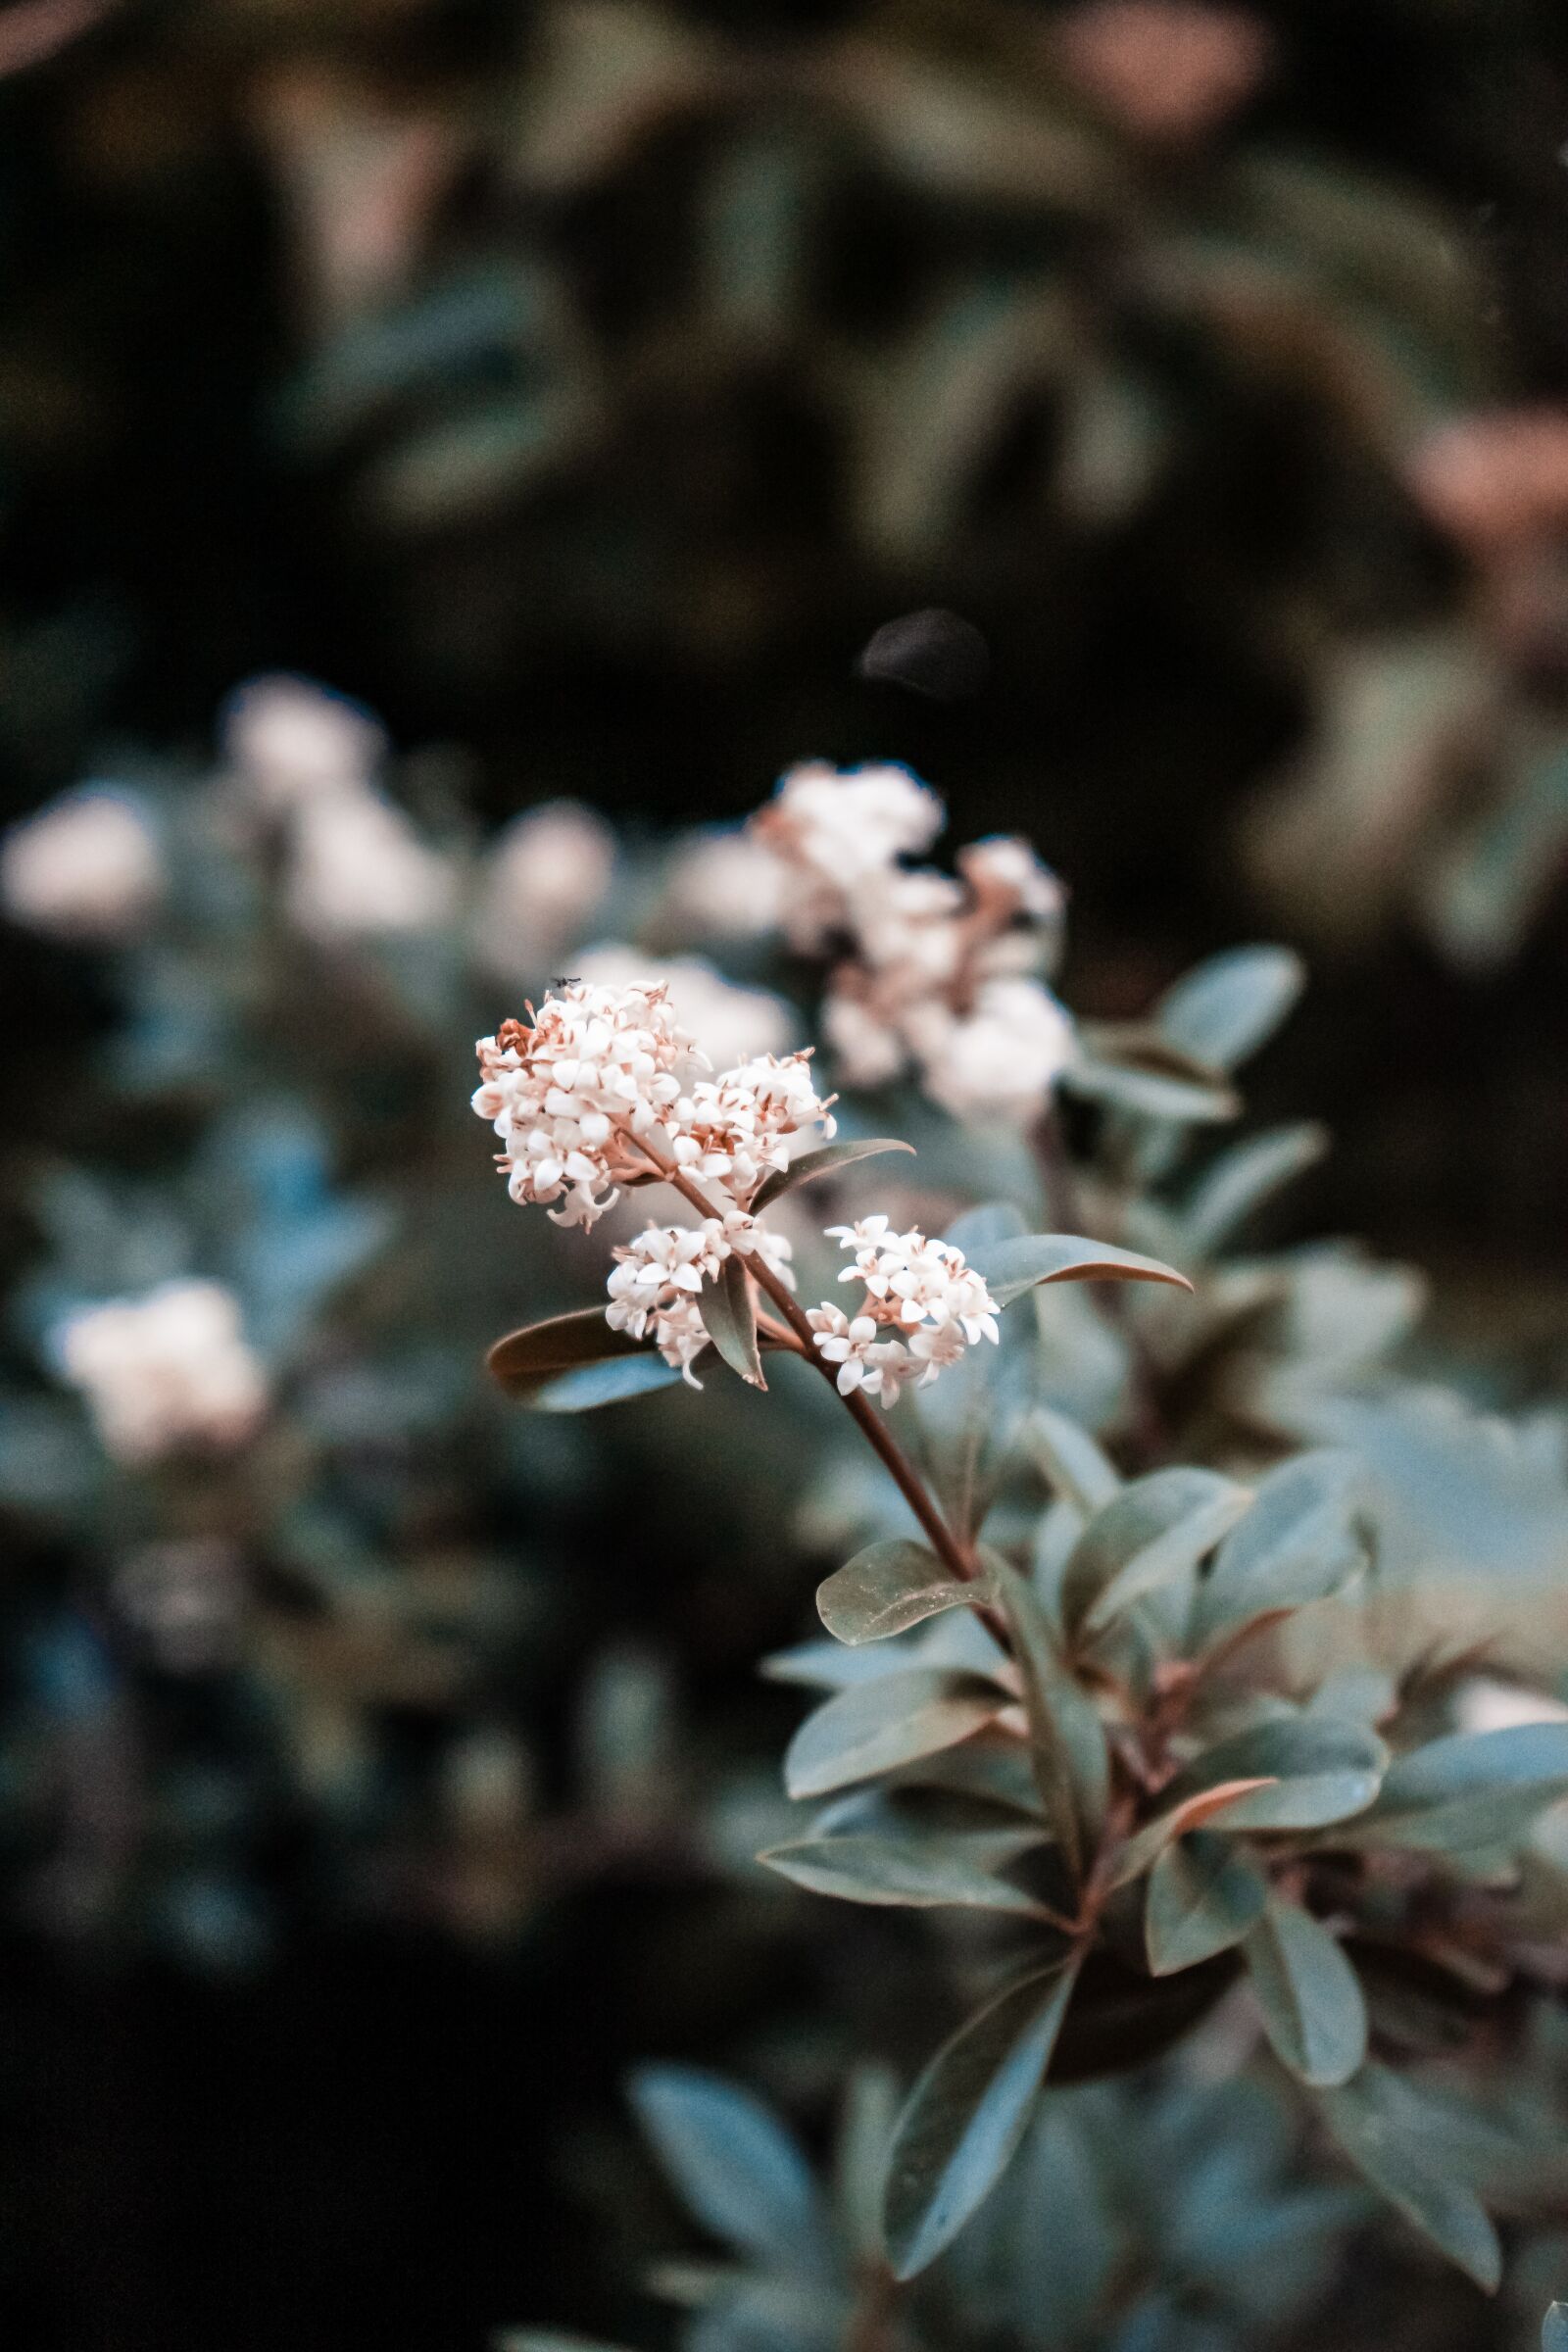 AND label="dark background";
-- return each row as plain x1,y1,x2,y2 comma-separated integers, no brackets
5,2,1568,2344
